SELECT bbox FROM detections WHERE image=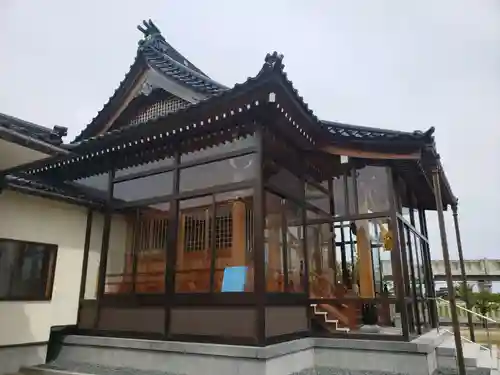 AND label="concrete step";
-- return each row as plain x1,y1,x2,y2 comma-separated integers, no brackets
437,336,482,368
21,365,87,375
